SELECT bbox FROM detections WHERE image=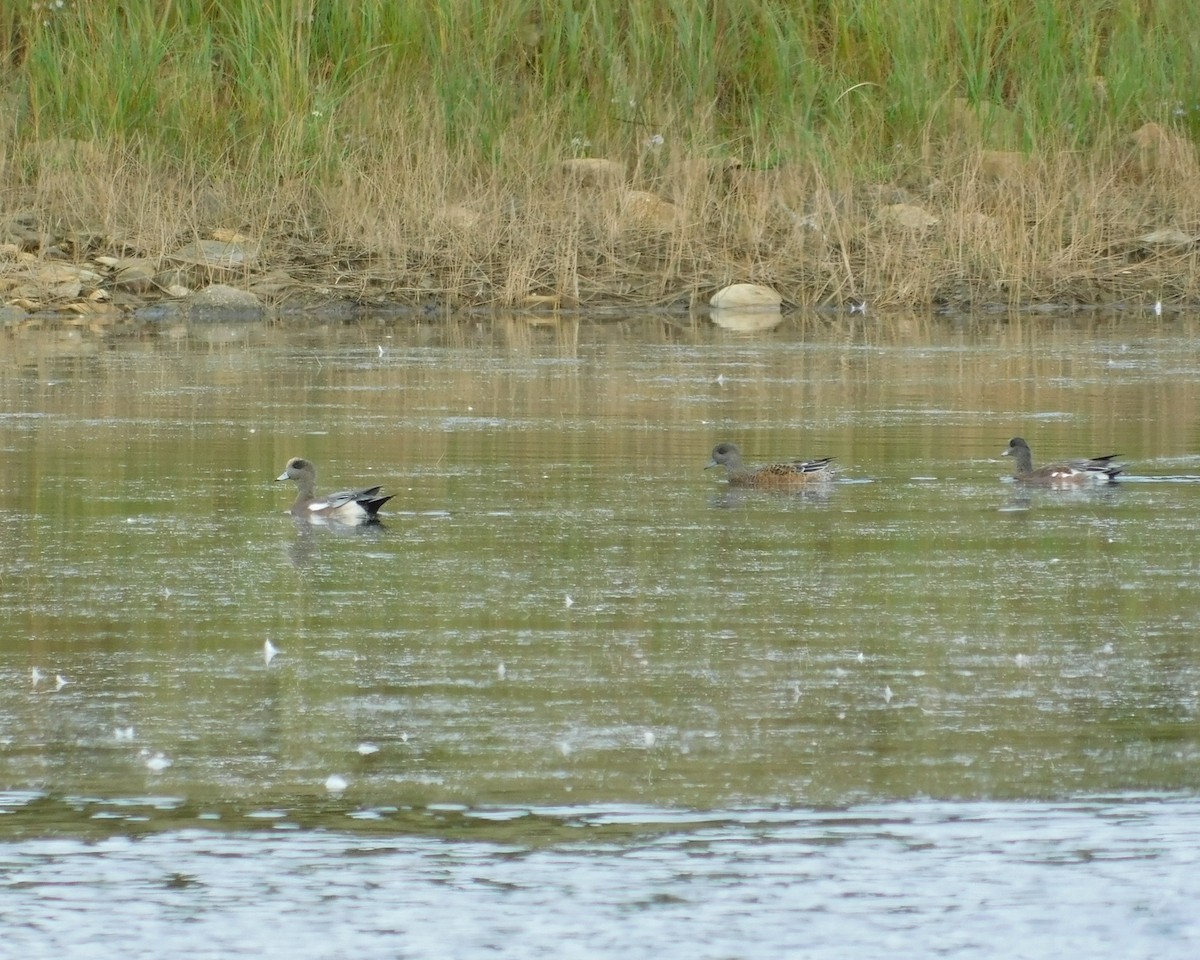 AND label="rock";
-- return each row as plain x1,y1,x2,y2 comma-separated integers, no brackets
168,238,258,276
881,203,939,229
861,183,913,206
1138,228,1198,247
112,259,158,293
209,228,252,244
64,299,121,318
435,203,483,230
4,213,52,251
247,270,298,298
727,166,783,199
153,267,191,291
29,138,106,169
561,158,625,186
978,150,1028,181
669,156,743,188
2,262,102,300
0,304,26,325
1126,122,1199,181
48,279,82,301
947,98,1024,146
521,294,561,309
709,283,783,309
621,190,677,230
963,212,998,231
188,284,263,319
